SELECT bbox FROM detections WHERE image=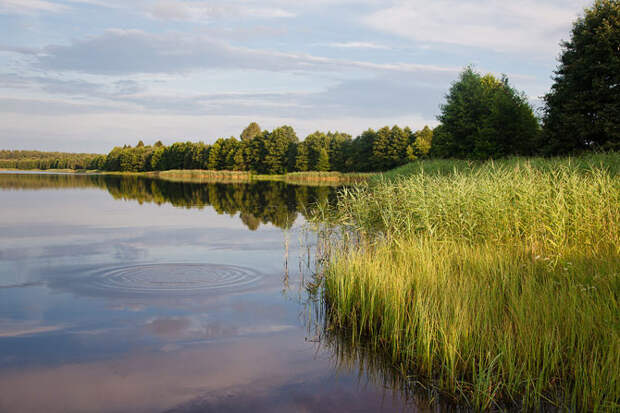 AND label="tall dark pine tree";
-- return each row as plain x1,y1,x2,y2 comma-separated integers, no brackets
542,0,619,154
327,132,352,172
352,129,376,172
372,126,392,170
